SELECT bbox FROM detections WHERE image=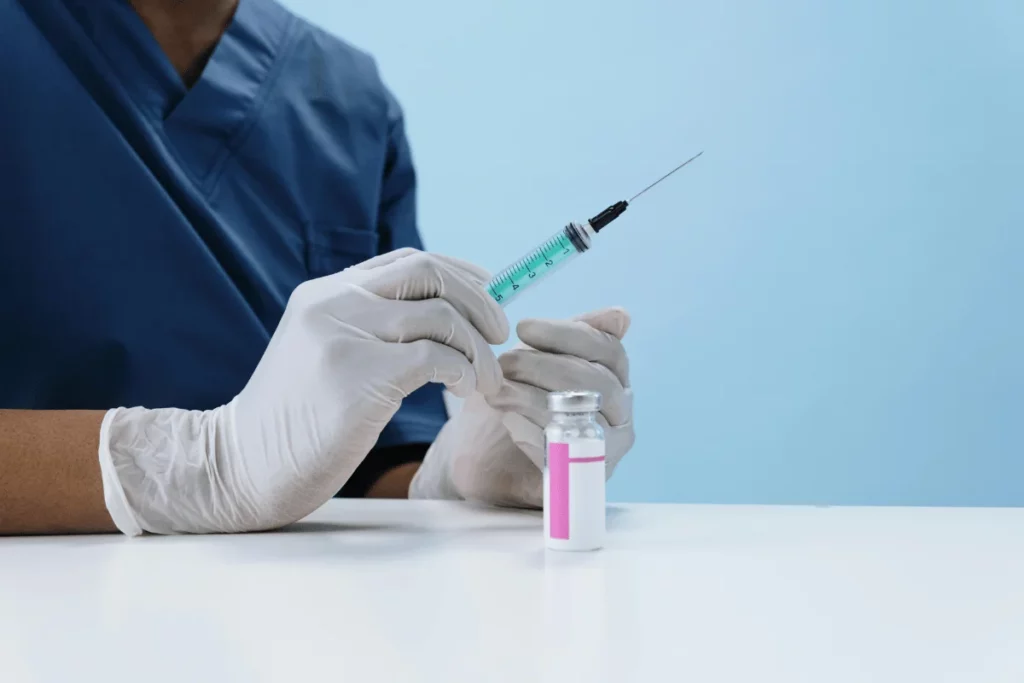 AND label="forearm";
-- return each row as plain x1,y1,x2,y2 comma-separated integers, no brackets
0,407,428,536
0,410,115,535
340,443,430,499
366,462,420,498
